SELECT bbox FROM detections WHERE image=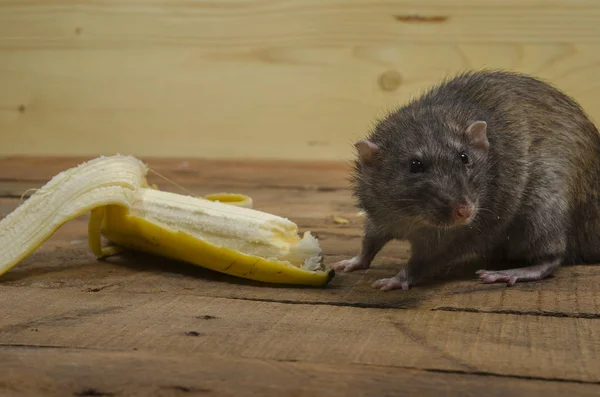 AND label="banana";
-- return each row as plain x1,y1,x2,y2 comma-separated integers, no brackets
0,155,334,286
